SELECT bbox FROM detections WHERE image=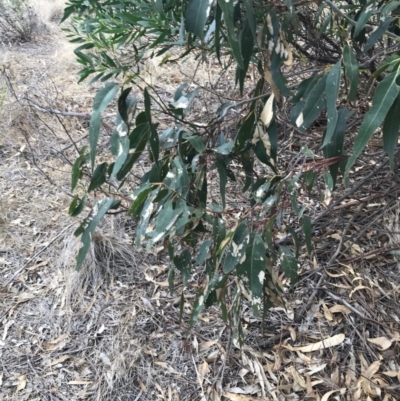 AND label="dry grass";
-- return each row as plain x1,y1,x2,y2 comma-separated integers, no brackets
2,2,400,400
